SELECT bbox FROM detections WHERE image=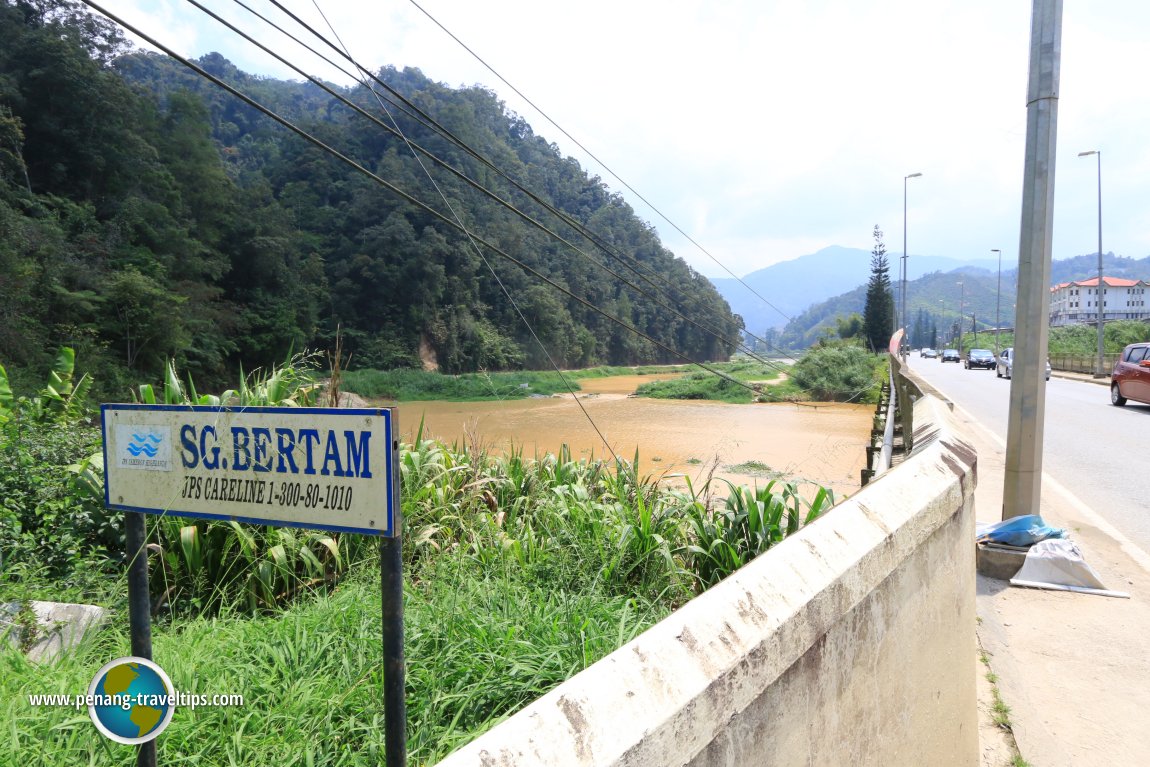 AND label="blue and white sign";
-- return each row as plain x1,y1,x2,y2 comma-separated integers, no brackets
101,405,397,536
113,425,172,471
